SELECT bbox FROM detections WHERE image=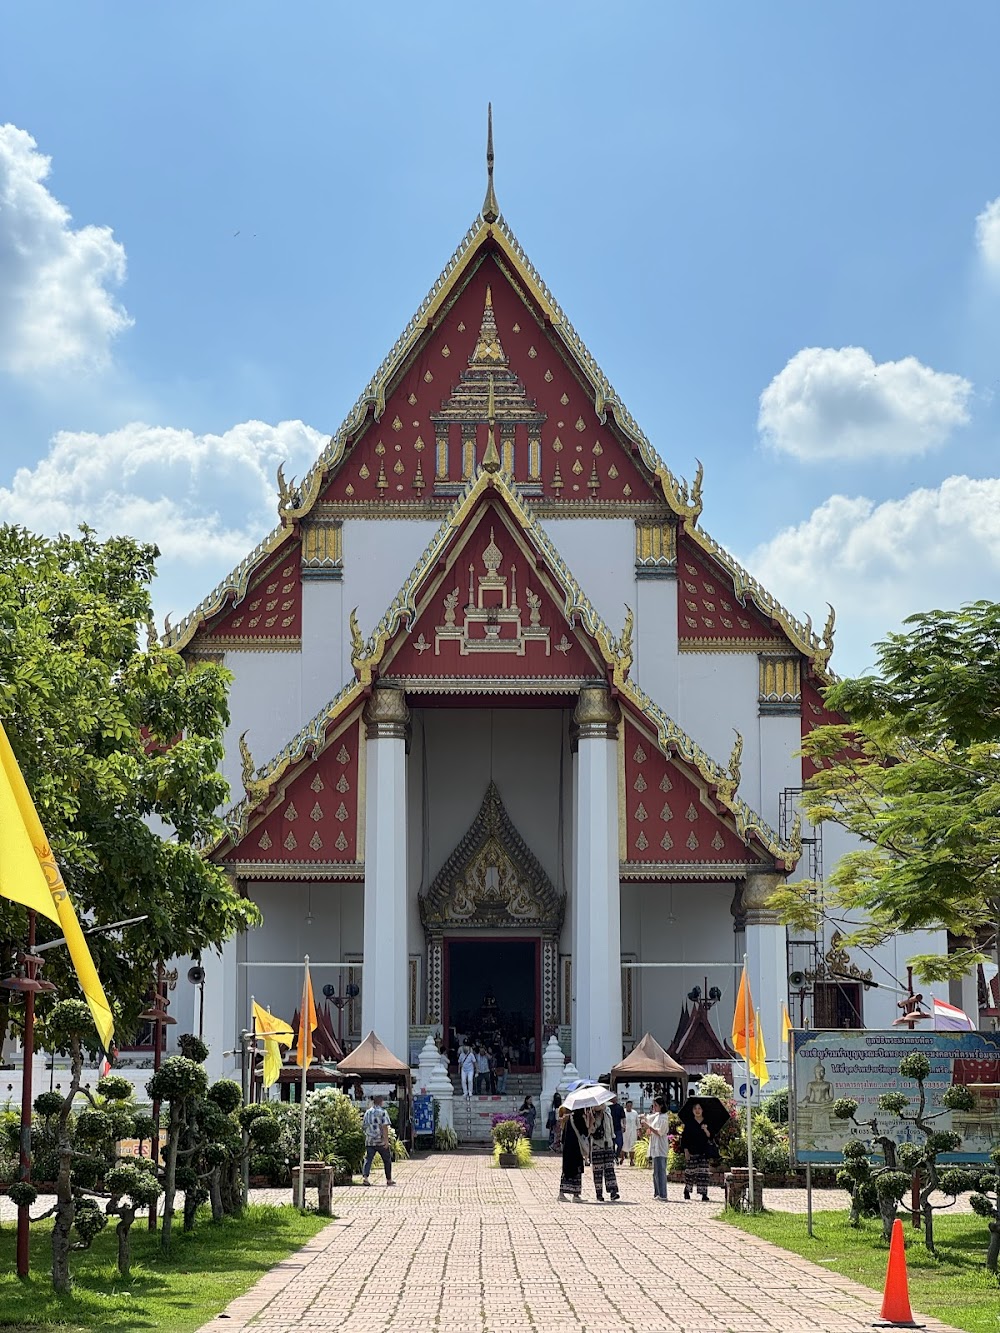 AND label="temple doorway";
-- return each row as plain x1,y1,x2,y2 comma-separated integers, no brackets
445,937,540,1071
